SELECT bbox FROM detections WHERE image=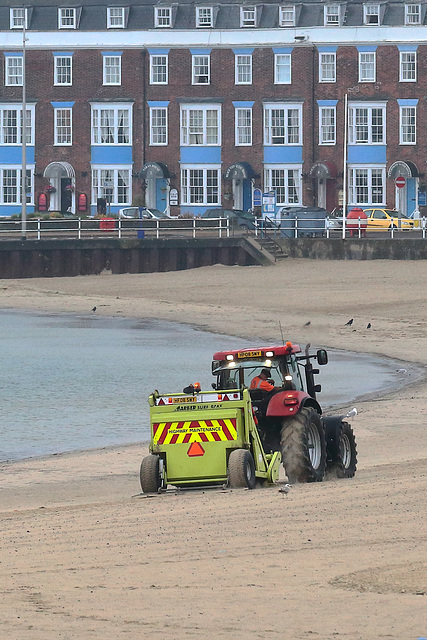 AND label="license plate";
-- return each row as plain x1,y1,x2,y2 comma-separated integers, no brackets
172,396,197,404
237,350,262,359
